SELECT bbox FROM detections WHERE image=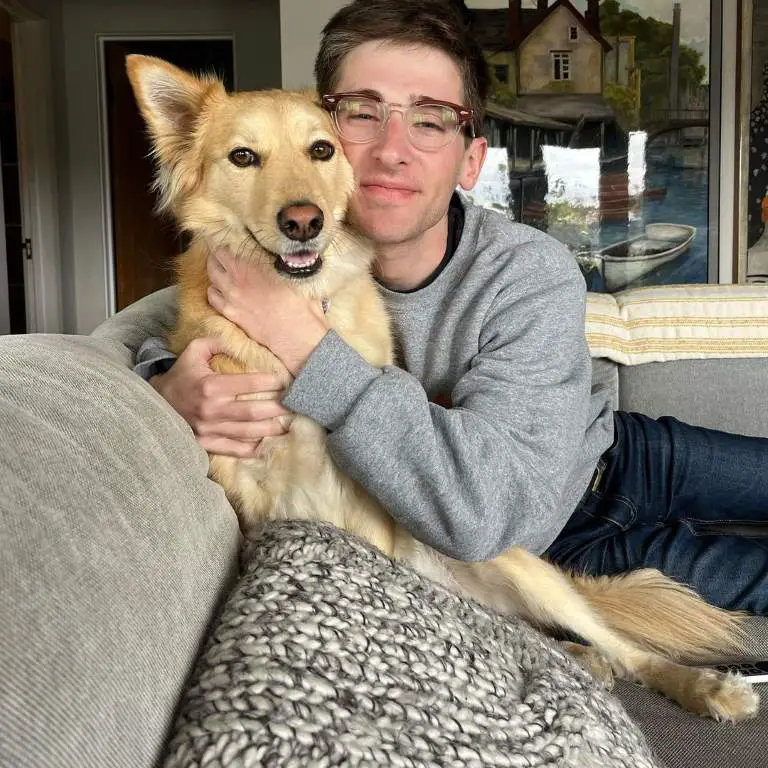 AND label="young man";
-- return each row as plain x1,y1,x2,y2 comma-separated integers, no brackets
138,0,768,613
